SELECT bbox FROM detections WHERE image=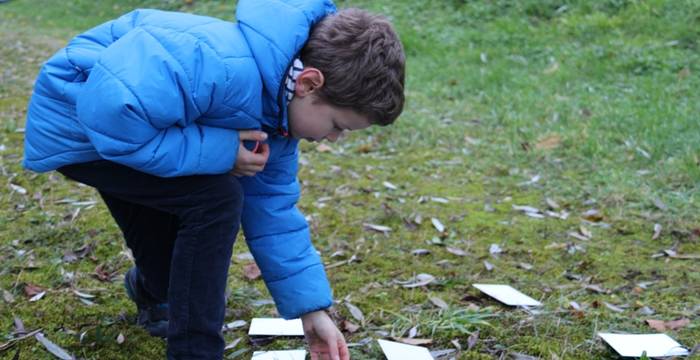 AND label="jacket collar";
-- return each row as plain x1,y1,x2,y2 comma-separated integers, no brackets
236,0,336,134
